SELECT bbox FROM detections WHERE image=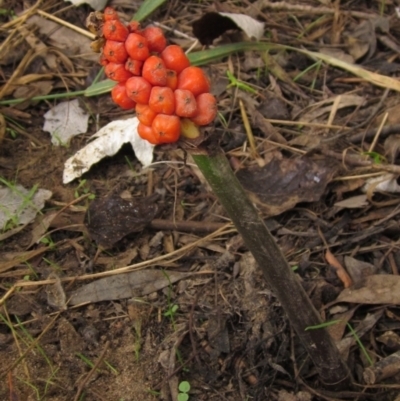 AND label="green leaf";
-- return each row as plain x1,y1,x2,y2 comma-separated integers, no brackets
84,79,115,97
177,394,189,401
133,0,167,22
178,381,191,393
